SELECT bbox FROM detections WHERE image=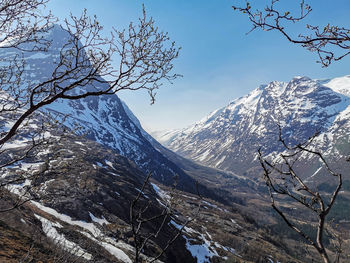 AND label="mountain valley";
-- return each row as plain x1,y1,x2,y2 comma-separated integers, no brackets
1,23,350,263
